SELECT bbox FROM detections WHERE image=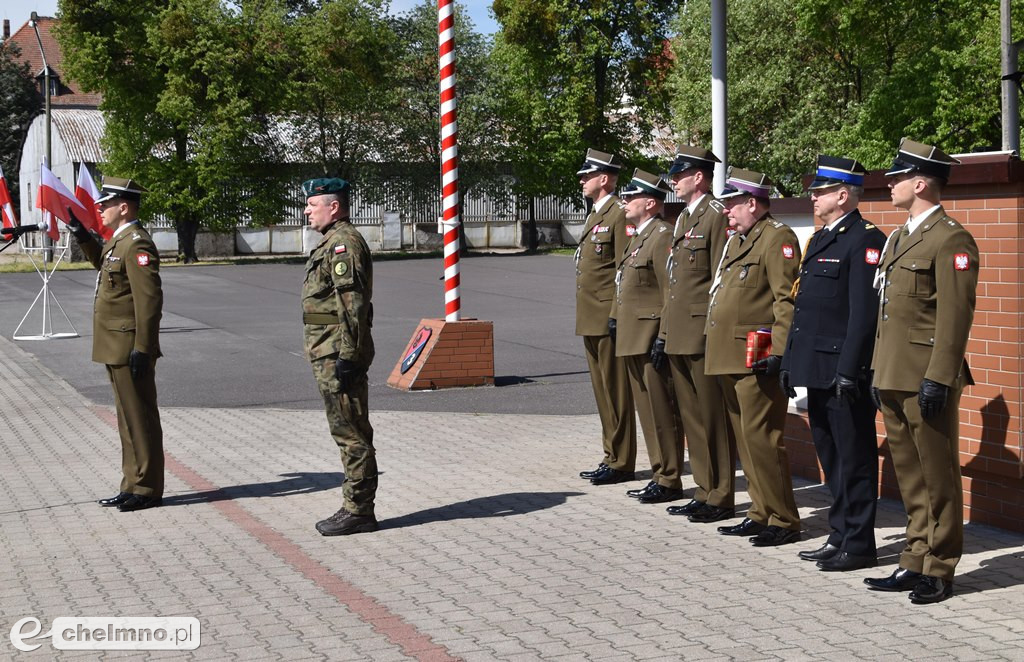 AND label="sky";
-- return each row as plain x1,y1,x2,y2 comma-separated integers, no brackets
1,0,499,35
